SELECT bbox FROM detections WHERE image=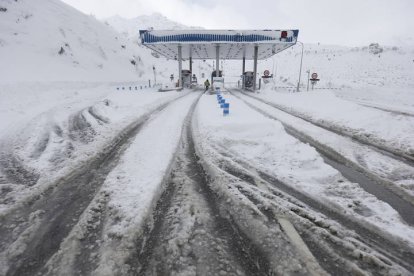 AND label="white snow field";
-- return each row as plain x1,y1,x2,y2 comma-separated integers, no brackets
1,0,414,275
